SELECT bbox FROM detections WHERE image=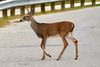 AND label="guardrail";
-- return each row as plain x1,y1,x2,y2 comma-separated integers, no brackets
0,0,96,18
